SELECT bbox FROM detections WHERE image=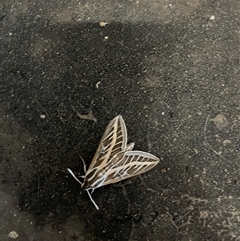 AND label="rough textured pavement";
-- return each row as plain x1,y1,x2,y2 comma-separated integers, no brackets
1,1,240,241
